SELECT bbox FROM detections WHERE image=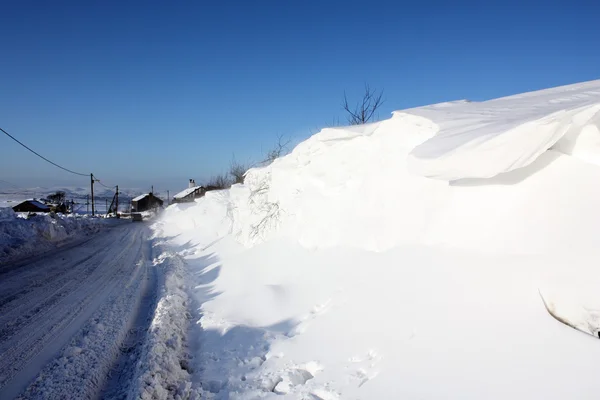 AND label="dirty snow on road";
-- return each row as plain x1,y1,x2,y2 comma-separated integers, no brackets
0,221,177,399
